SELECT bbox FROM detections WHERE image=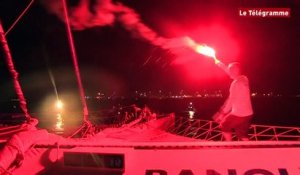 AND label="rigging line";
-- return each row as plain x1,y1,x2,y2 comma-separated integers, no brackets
0,21,31,121
4,0,35,36
61,0,89,121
